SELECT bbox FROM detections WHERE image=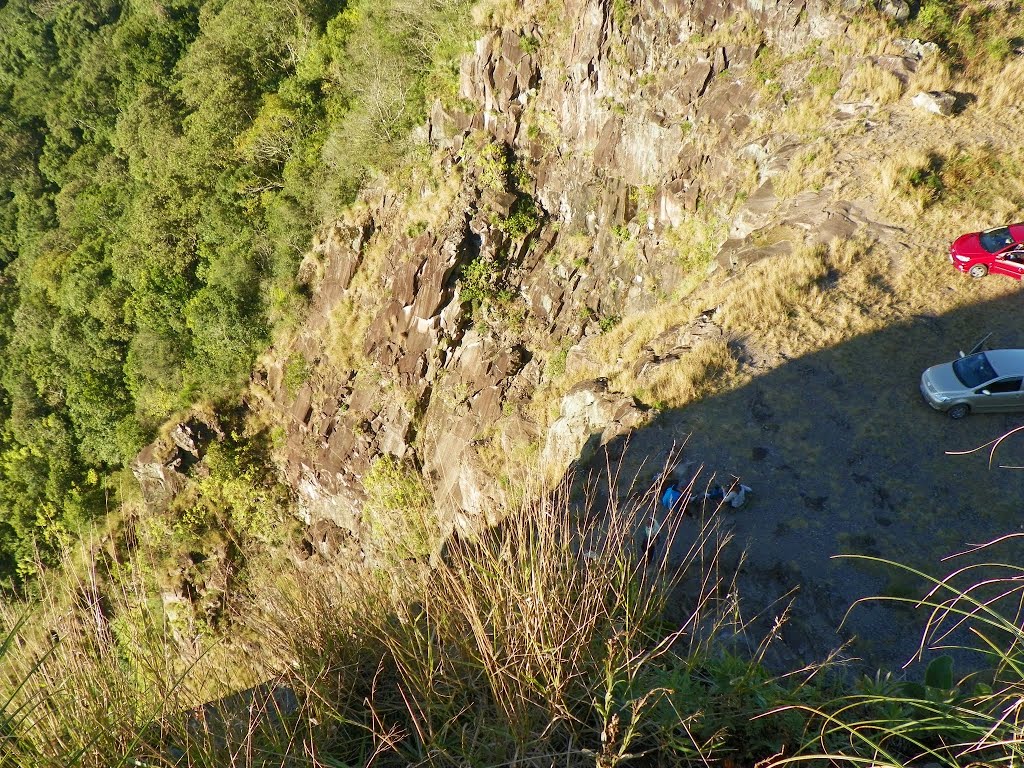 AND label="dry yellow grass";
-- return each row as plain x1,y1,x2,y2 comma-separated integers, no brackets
715,244,828,341
907,54,952,93
523,295,734,429
689,10,763,48
773,99,824,137
707,234,951,362
870,138,1024,232
0,466,753,766
976,57,1024,111
844,61,904,105
326,295,373,372
842,13,903,56
773,142,837,199
627,336,738,409
875,147,938,217
0,545,277,765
